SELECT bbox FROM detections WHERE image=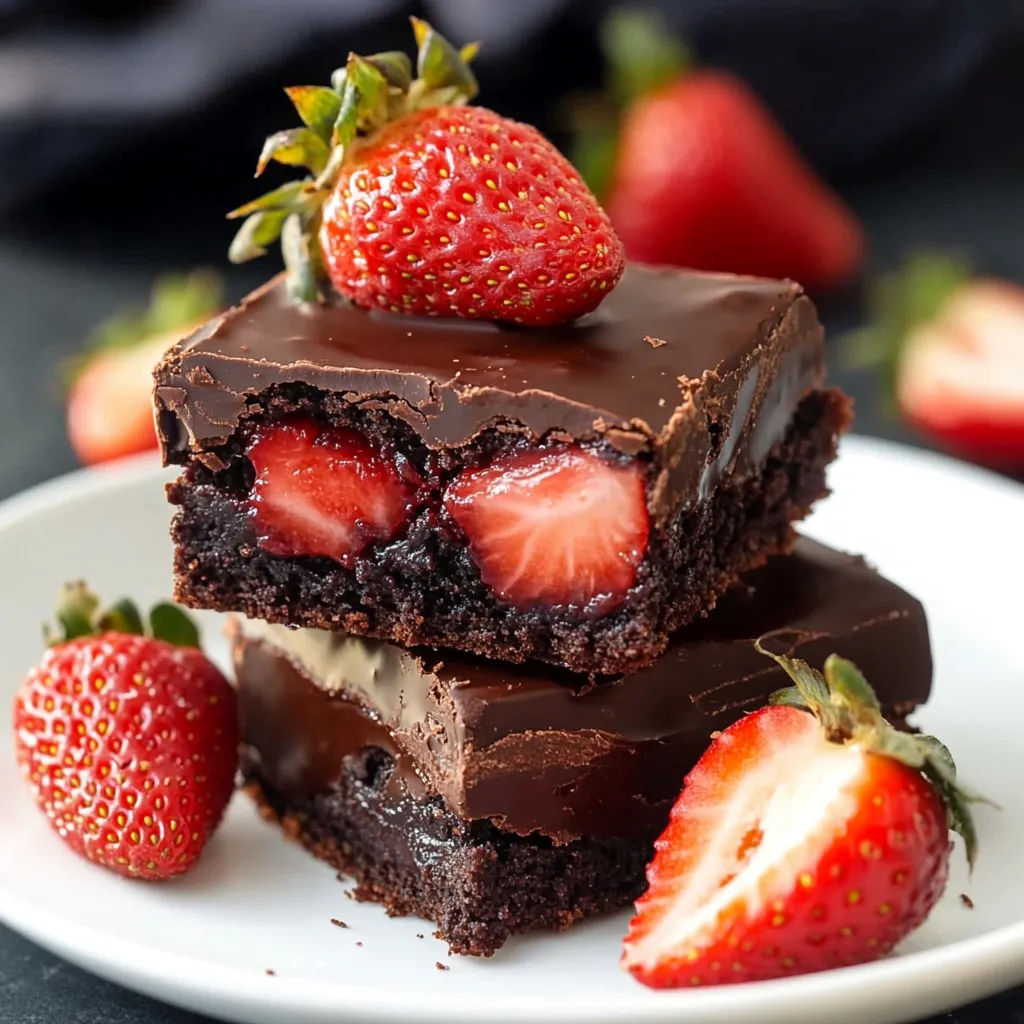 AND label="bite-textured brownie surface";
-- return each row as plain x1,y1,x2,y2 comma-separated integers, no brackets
233,537,933,846
158,264,850,674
